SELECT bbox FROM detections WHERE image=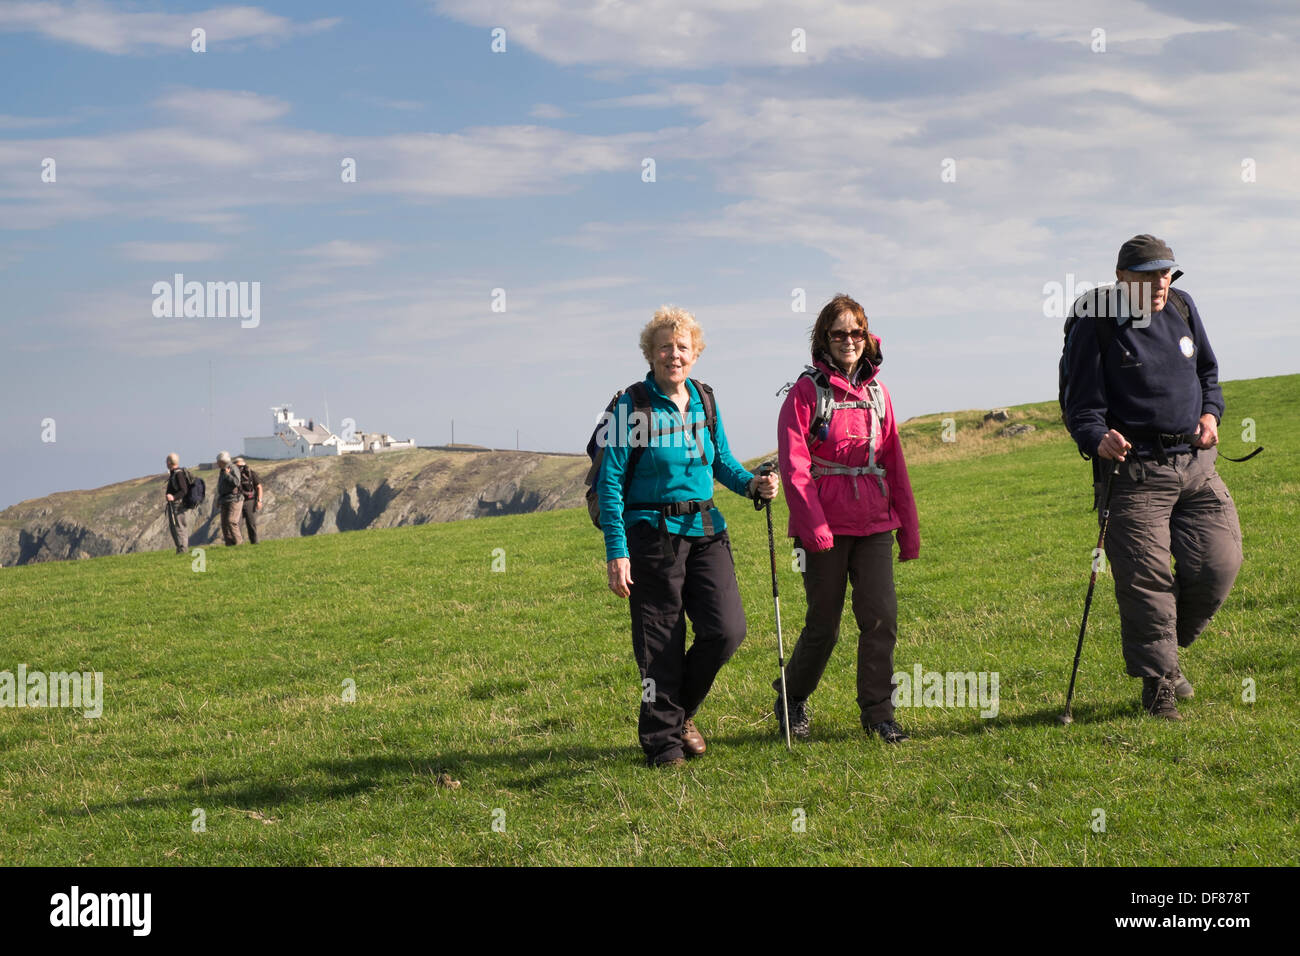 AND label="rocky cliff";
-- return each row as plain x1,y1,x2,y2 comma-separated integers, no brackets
0,448,589,566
